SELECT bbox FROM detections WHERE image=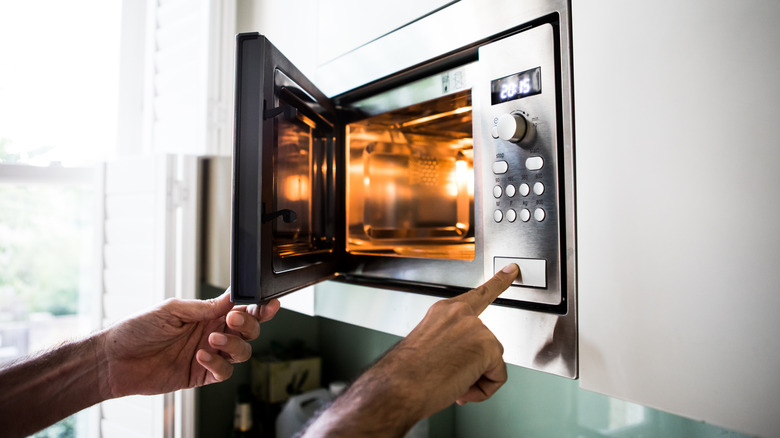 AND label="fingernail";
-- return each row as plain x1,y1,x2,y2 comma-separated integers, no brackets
211,333,228,346
228,312,245,326
502,263,519,273
199,350,212,361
